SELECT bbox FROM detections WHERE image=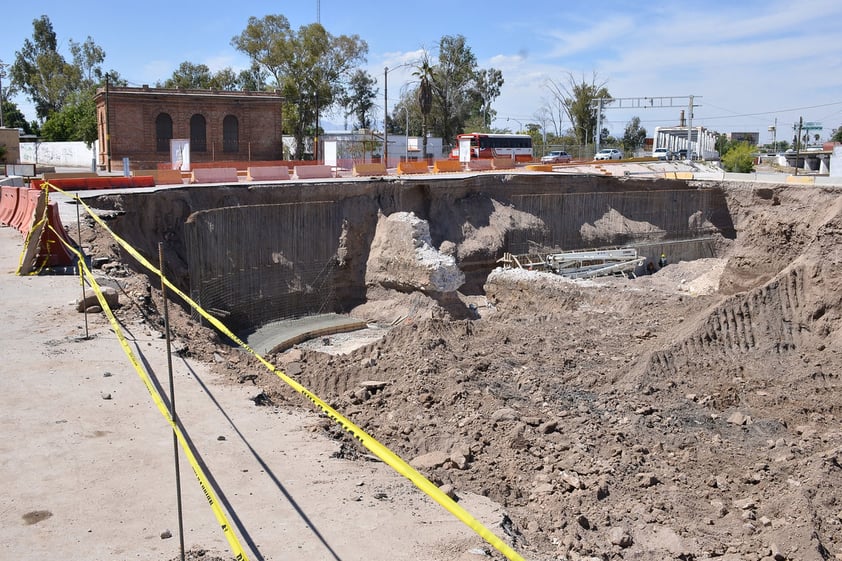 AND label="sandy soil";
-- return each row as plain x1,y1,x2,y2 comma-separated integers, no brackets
3,178,842,561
